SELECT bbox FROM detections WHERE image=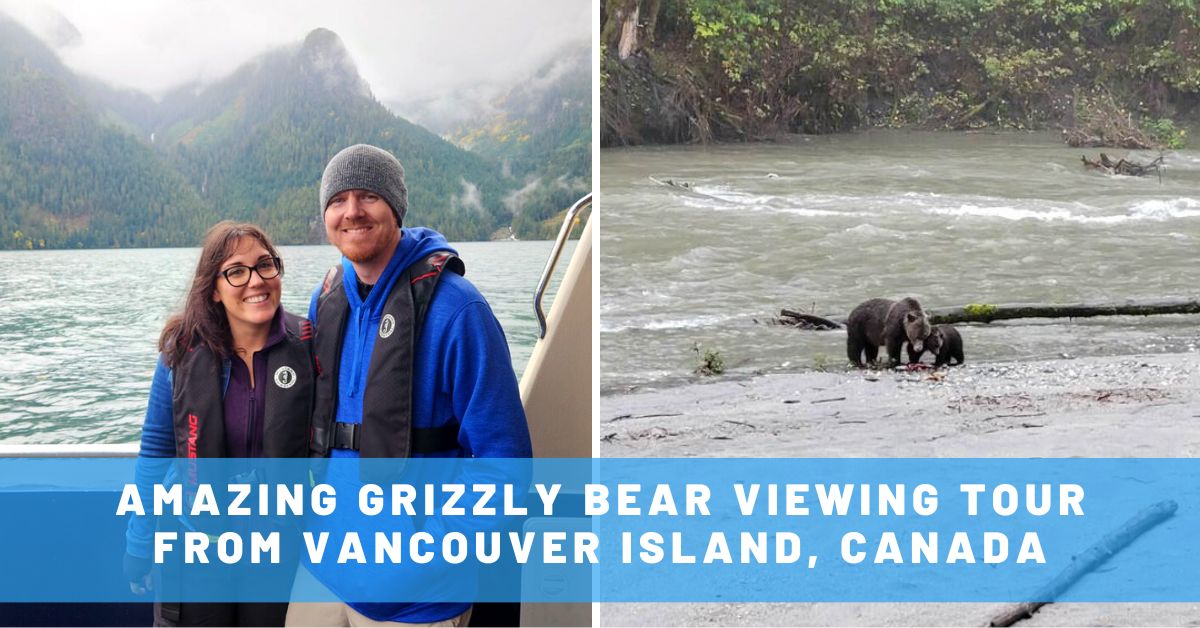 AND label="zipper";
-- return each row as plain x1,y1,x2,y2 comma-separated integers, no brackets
247,351,259,458
246,387,255,458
